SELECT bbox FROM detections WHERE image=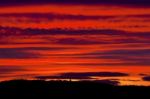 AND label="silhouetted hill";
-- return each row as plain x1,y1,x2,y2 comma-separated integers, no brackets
0,80,150,98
